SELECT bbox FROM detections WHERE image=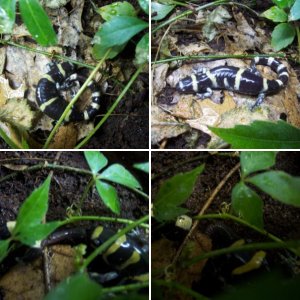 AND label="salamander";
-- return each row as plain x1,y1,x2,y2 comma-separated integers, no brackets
176,57,289,109
36,62,101,121
0,225,148,286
